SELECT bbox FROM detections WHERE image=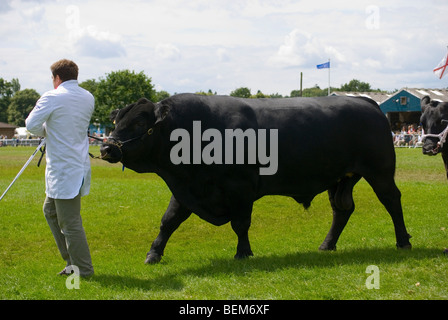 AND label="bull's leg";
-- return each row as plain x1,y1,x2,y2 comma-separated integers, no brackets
319,175,360,251
145,195,191,264
231,215,254,259
364,175,412,249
